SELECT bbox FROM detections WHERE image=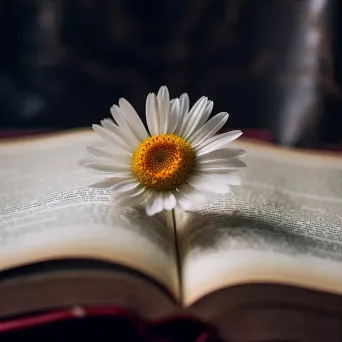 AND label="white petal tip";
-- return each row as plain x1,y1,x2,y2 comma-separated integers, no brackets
78,158,90,166
145,207,160,217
